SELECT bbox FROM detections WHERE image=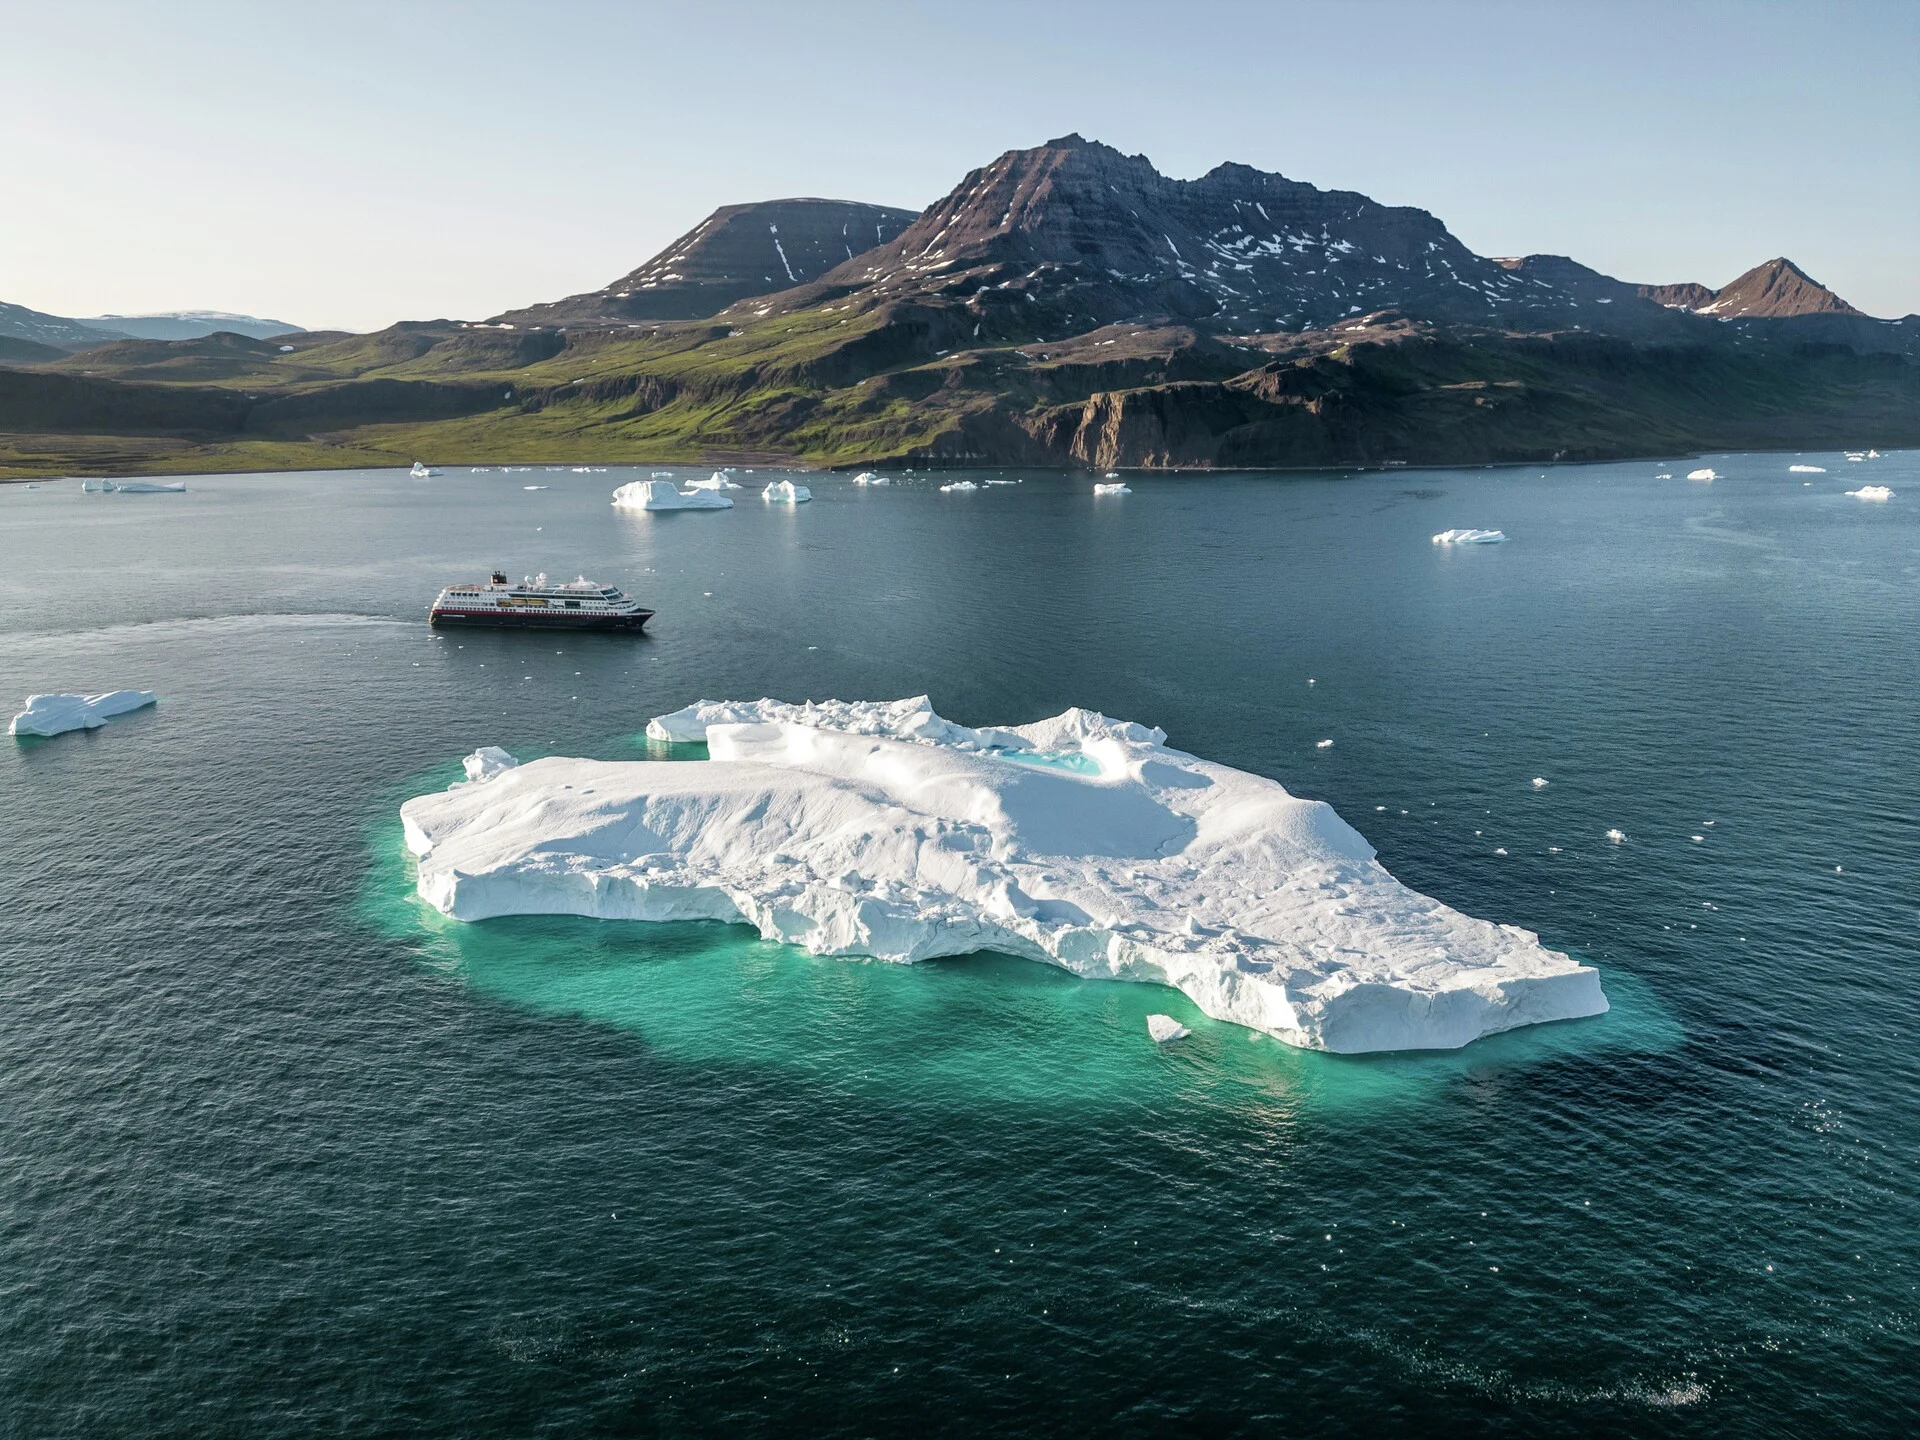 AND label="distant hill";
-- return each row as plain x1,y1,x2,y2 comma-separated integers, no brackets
0,300,126,352
1640,258,1863,318
78,311,307,342
492,198,919,326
